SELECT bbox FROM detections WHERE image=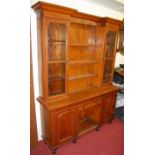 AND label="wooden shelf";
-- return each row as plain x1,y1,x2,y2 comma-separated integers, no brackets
48,60,66,64
48,42,66,45
104,73,112,77
70,44,102,47
69,86,97,94
48,40,66,42
70,44,95,47
69,73,97,80
49,90,65,96
69,60,98,64
104,57,113,60
48,76,65,81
